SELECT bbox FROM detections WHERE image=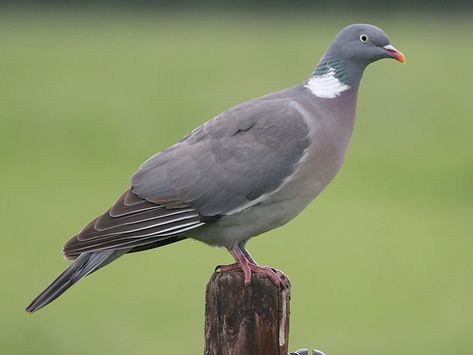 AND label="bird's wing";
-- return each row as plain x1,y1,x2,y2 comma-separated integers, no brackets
63,190,201,259
63,96,311,258
132,97,311,216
